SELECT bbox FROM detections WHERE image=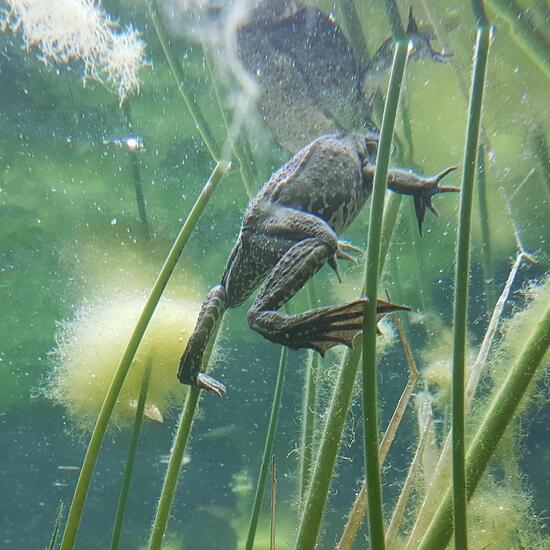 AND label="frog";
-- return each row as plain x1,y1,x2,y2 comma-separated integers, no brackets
178,132,458,396
236,3,451,152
